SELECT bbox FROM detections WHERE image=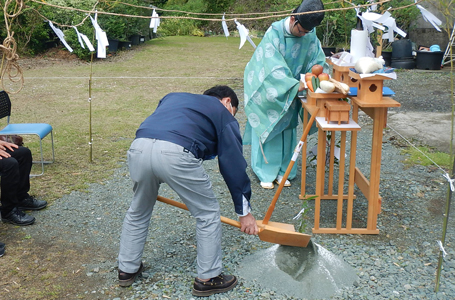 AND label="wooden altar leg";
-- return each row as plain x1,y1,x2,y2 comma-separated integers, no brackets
336,131,347,230
300,109,309,198
347,105,359,230
367,107,387,230
328,130,336,196
314,128,326,230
